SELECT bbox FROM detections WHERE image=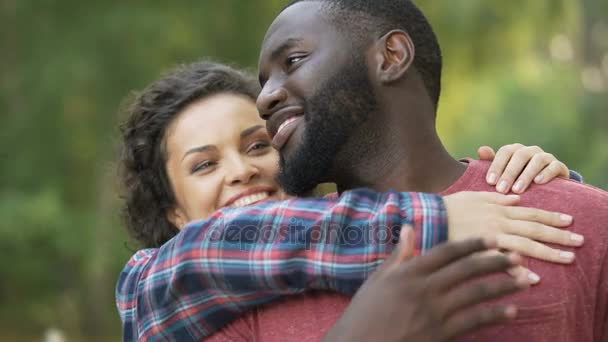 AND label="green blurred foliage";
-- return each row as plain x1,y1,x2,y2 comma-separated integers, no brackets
0,0,606,340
